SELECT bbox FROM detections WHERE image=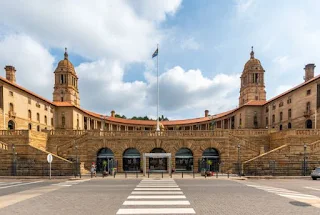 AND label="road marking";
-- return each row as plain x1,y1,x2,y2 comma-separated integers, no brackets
123,200,190,205
134,188,181,191
0,181,43,189
117,179,196,214
117,208,196,214
51,179,90,187
131,191,183,195
128,195,186,199
305,187,320,191
0,182,22,186
247,184,320,208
